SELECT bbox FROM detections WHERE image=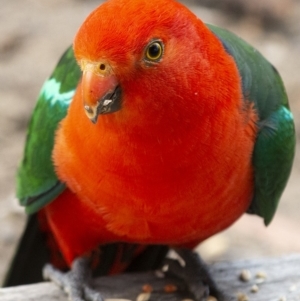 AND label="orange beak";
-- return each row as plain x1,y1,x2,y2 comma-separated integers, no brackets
81,62,121,123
